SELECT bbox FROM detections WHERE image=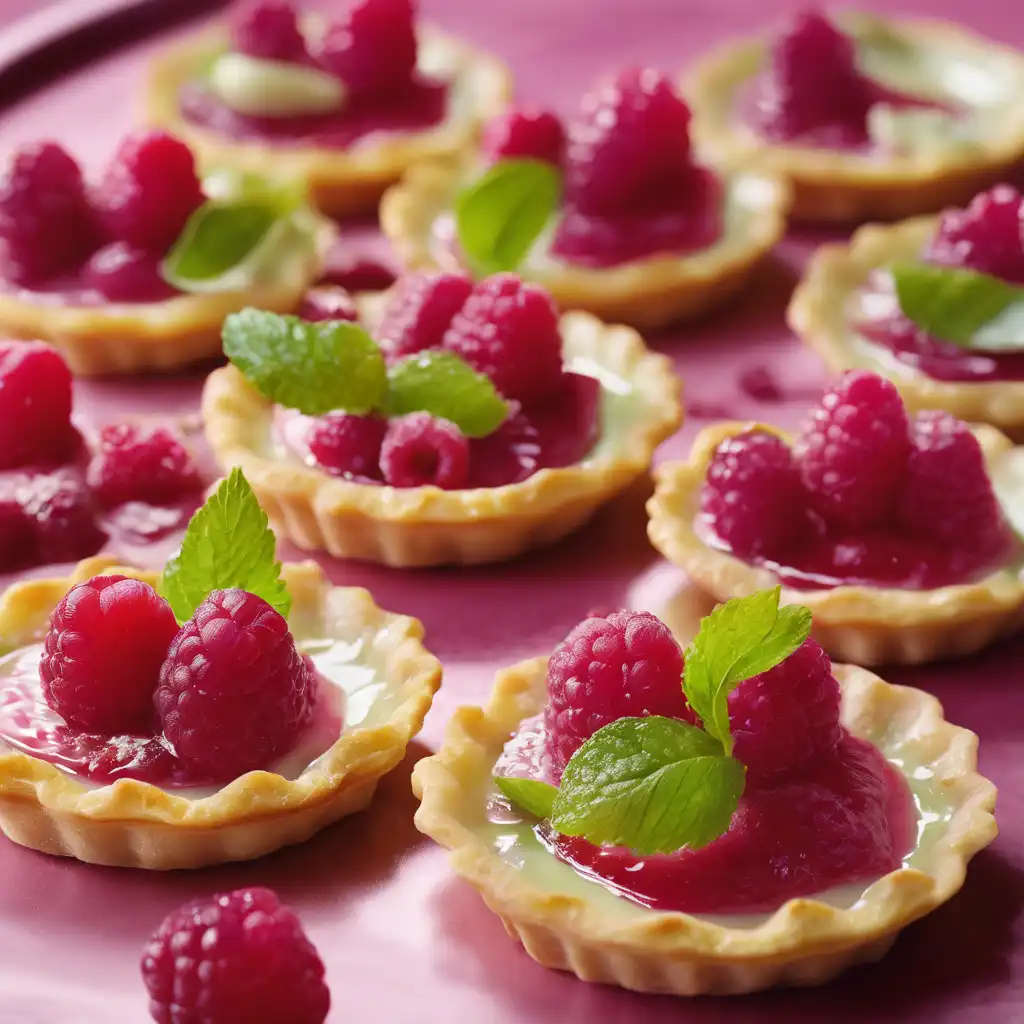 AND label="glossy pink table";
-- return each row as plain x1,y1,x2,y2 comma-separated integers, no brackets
0,1,1022,1021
